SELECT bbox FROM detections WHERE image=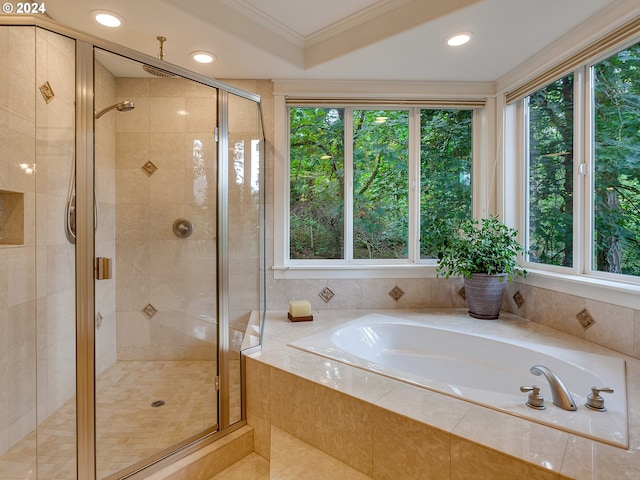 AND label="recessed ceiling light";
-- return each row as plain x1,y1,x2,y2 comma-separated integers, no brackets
191,51,216,64
92,10,124,28
446,32,472,47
